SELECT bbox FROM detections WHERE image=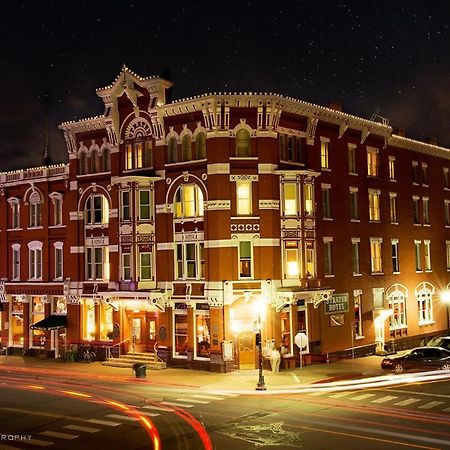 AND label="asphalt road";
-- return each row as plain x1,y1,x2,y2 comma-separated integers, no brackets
0,369,449,450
